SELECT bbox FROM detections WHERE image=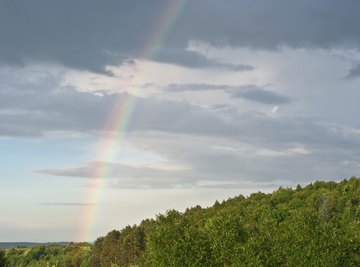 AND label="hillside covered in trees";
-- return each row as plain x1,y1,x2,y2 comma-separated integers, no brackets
1,178,360,266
